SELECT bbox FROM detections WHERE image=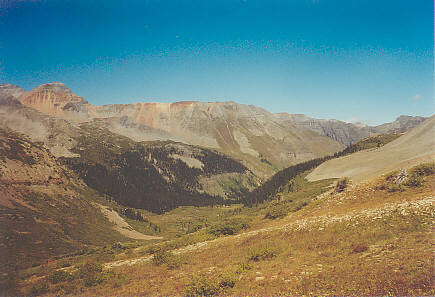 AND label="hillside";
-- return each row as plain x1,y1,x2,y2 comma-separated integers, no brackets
0,127,128,275
0,95,258,213
15,162,434,296
307,115,435,183
61,122,256,213
6,82,343,177
275,113,427,146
